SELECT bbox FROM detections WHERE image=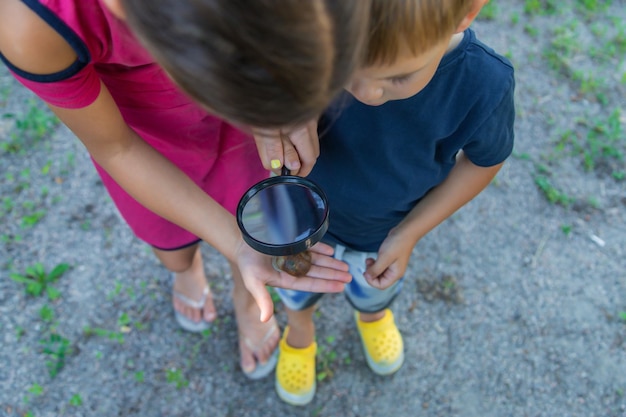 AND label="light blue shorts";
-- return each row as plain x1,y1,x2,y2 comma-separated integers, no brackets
276,244,403,313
